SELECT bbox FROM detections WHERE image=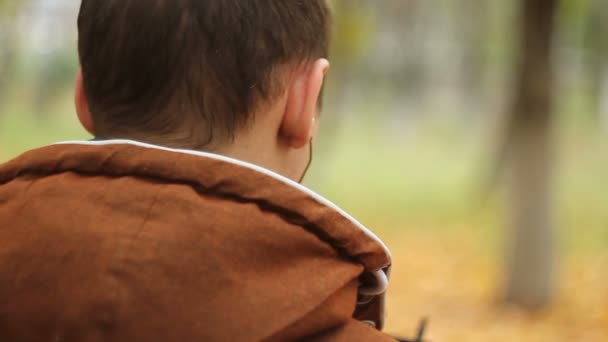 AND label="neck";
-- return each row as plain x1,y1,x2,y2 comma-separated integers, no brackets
213,138,287,178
